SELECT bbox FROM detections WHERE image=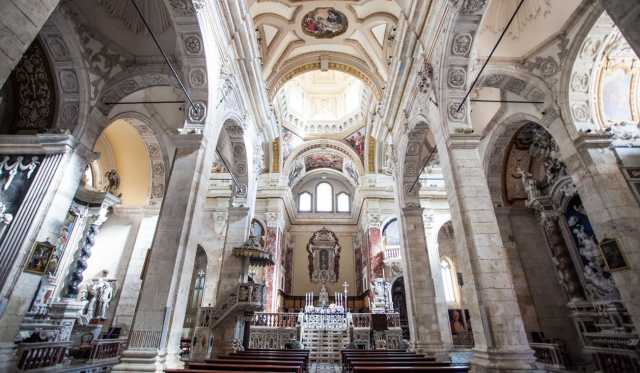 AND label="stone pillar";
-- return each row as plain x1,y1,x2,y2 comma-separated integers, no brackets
398,205,448,360
571,135,640,331
211,206,251,355
108,208,159,333
113,134,204,373
422,210,454,348
0,0,60,88
439,135,535,372
599,0,640,57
